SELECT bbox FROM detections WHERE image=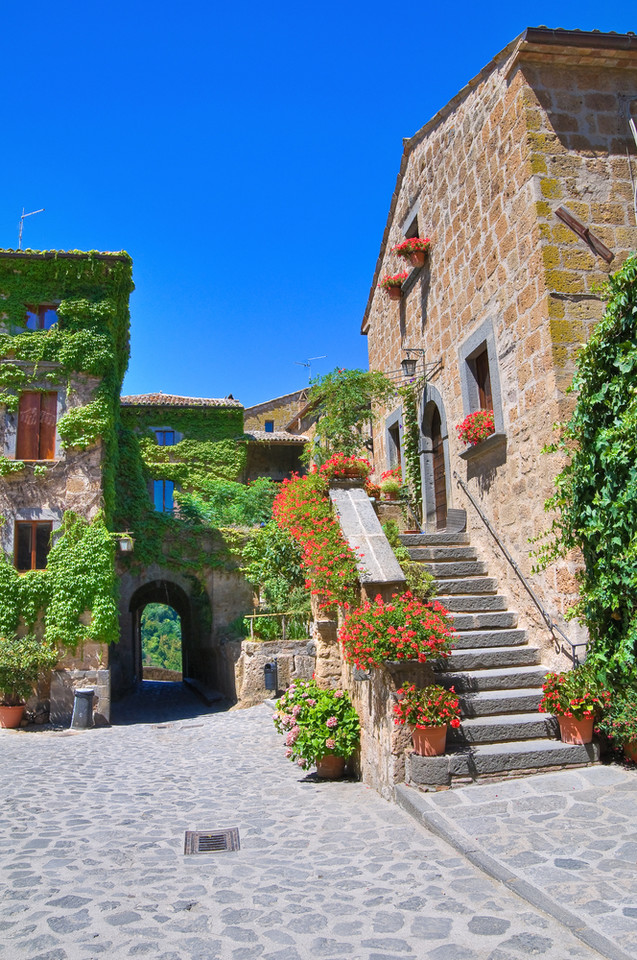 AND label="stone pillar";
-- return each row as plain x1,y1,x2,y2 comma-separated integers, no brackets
311,595,343,689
